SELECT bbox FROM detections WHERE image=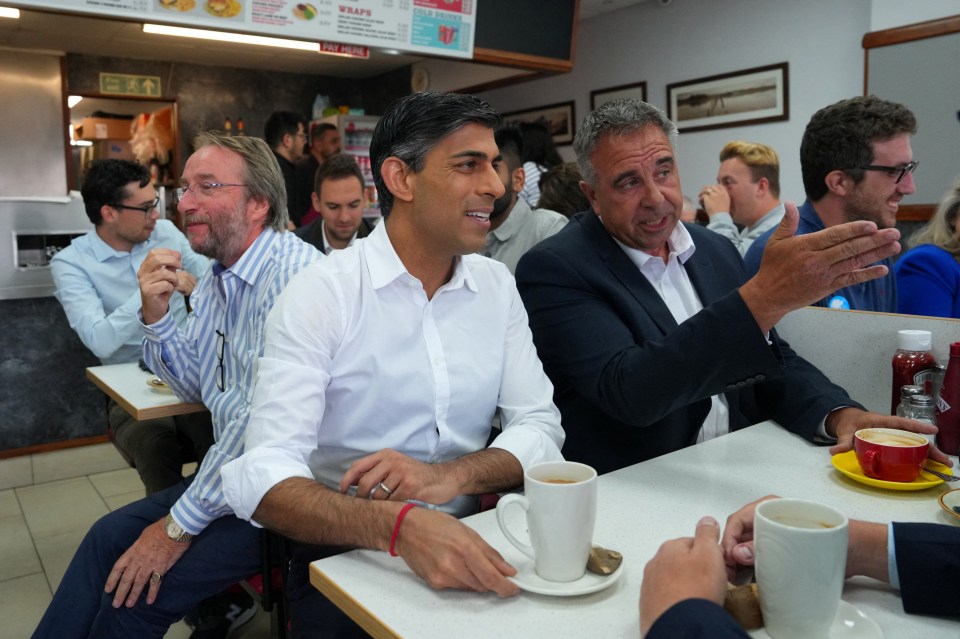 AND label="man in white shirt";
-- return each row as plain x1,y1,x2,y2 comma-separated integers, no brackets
699,141,785,255
294,153,374,254
222,91,565,636
51,159,213,494
483,125,567,273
